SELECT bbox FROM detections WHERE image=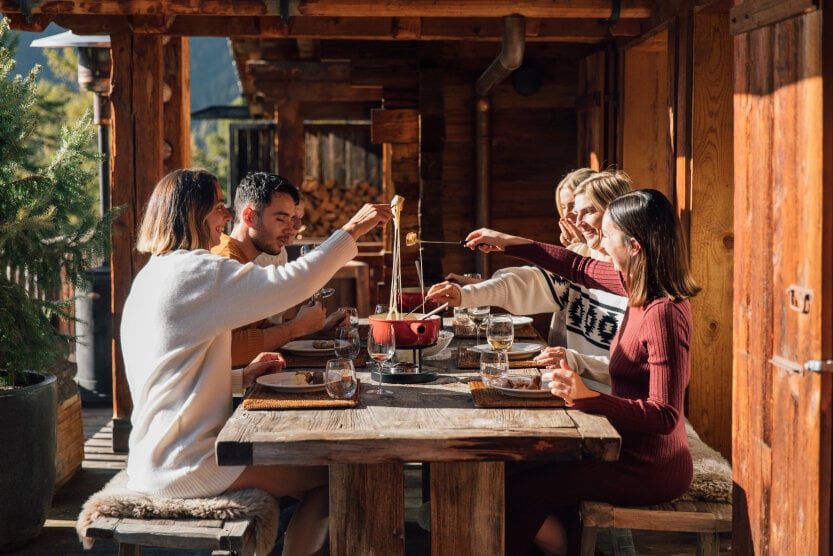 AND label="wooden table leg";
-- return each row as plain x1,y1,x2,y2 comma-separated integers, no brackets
330,463,405,556
430,461,505,555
